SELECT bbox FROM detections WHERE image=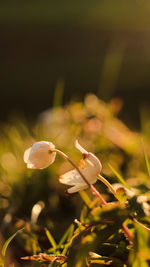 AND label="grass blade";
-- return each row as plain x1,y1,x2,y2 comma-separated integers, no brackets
108,163,131,190
45,228,57,250
62,224,75,255
142,141,150,177
2,228,24,257
52,133,61,143
79,190,91,208
144,152,150,177
66,224,74,242
58,224,74,247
